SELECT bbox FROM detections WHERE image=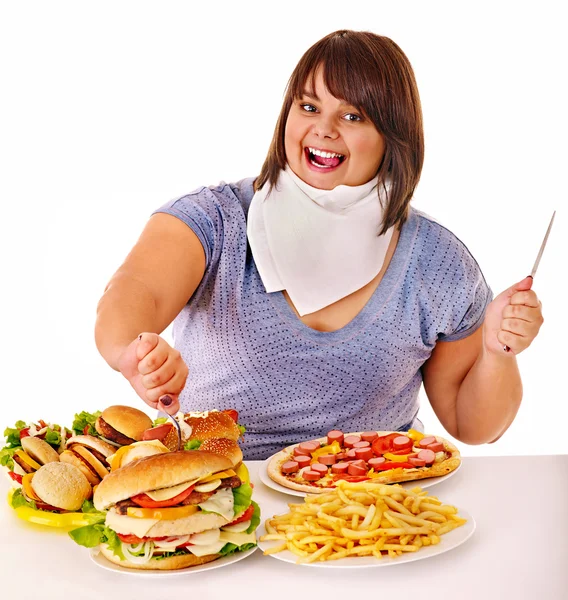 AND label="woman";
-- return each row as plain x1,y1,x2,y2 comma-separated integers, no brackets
95,30,543,459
